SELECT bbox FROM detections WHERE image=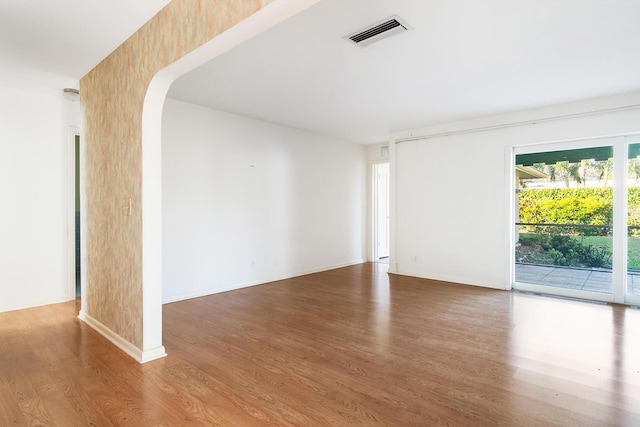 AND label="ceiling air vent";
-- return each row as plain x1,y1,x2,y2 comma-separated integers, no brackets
345,15,411,47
